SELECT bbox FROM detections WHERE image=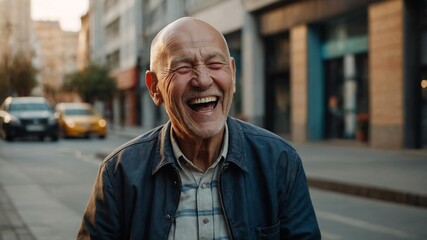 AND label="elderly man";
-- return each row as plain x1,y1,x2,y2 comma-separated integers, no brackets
78,17,320,239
